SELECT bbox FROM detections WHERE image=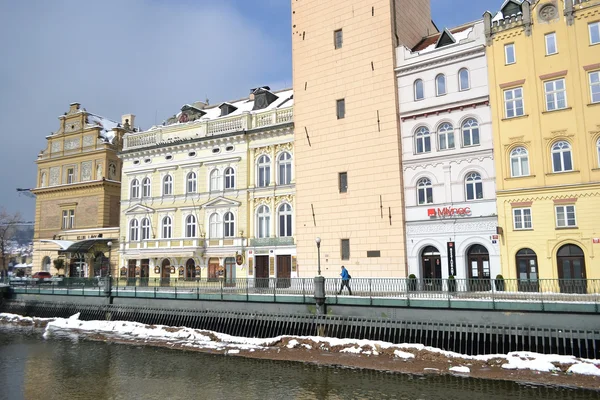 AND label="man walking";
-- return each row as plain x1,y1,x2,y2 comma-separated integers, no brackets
338,265,352,295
